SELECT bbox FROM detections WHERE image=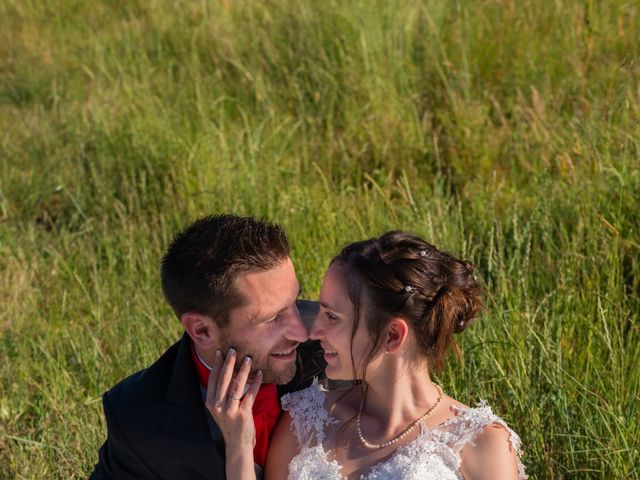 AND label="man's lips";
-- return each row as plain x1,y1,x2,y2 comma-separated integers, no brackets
270,345,298,360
